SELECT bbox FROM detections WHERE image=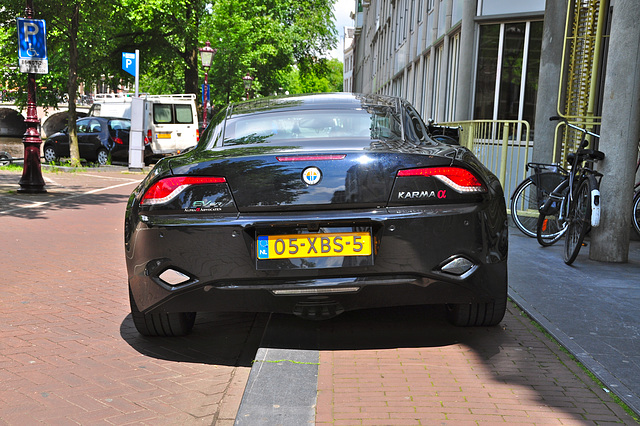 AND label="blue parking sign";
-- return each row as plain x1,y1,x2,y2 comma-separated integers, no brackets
122,52,137,76
17,18,48,74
